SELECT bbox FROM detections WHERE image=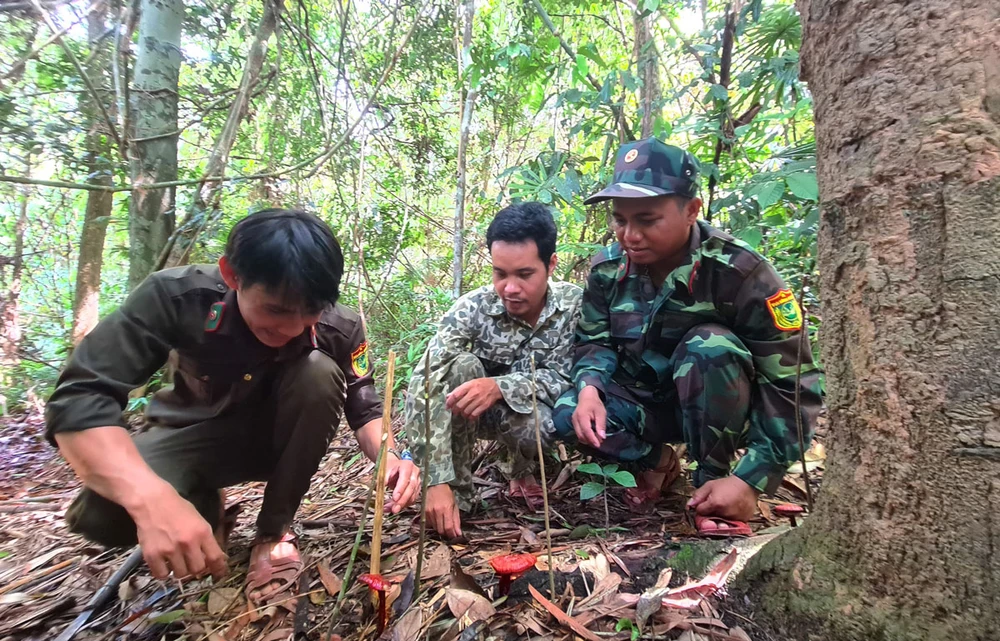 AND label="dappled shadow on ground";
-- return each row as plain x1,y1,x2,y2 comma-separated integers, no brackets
0,412,824,641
